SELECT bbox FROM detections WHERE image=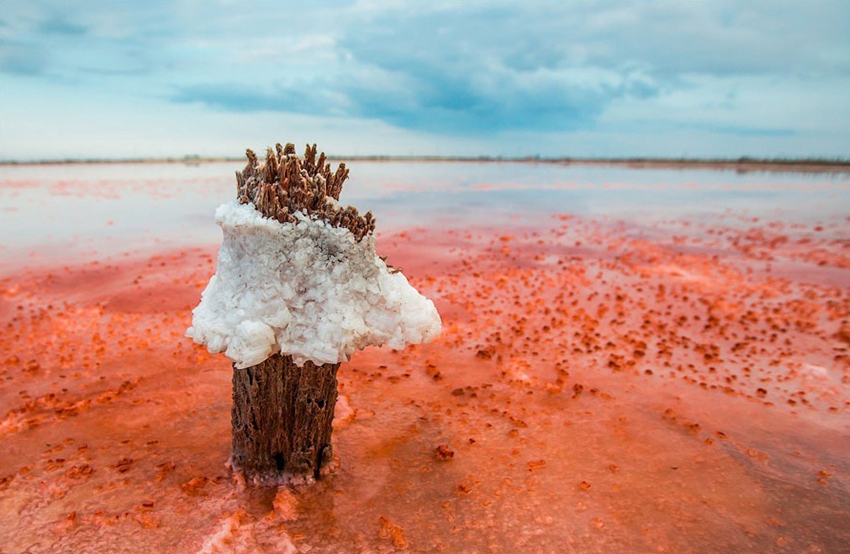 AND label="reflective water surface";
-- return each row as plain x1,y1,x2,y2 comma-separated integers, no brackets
1,161,848,553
